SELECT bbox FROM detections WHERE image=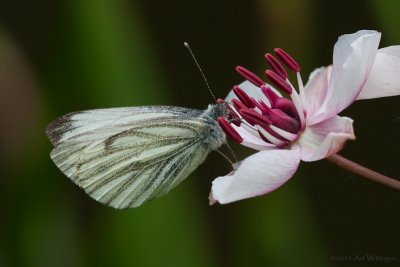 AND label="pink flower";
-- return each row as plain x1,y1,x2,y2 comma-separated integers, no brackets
211,30,400,204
